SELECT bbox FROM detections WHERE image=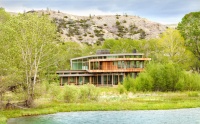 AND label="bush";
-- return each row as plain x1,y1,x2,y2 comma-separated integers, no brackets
135,73,153,91
188,92,199,97
145,63,182,91
116,21,120,26
79,84,99,102
118,83,126,94
175,77,185,91
123,20,127,23
129,63,200,92
48,83,62,101
63,85,80,103
122,75,135,91
176,72,200,91
63,84,99,103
